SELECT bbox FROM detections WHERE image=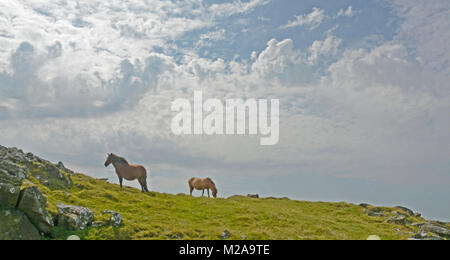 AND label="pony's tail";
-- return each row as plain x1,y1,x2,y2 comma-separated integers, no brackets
142,171,149,192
